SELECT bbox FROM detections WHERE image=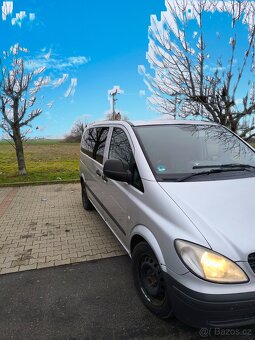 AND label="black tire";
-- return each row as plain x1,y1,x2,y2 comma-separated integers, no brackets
132,242,173,319
81,181,94,211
